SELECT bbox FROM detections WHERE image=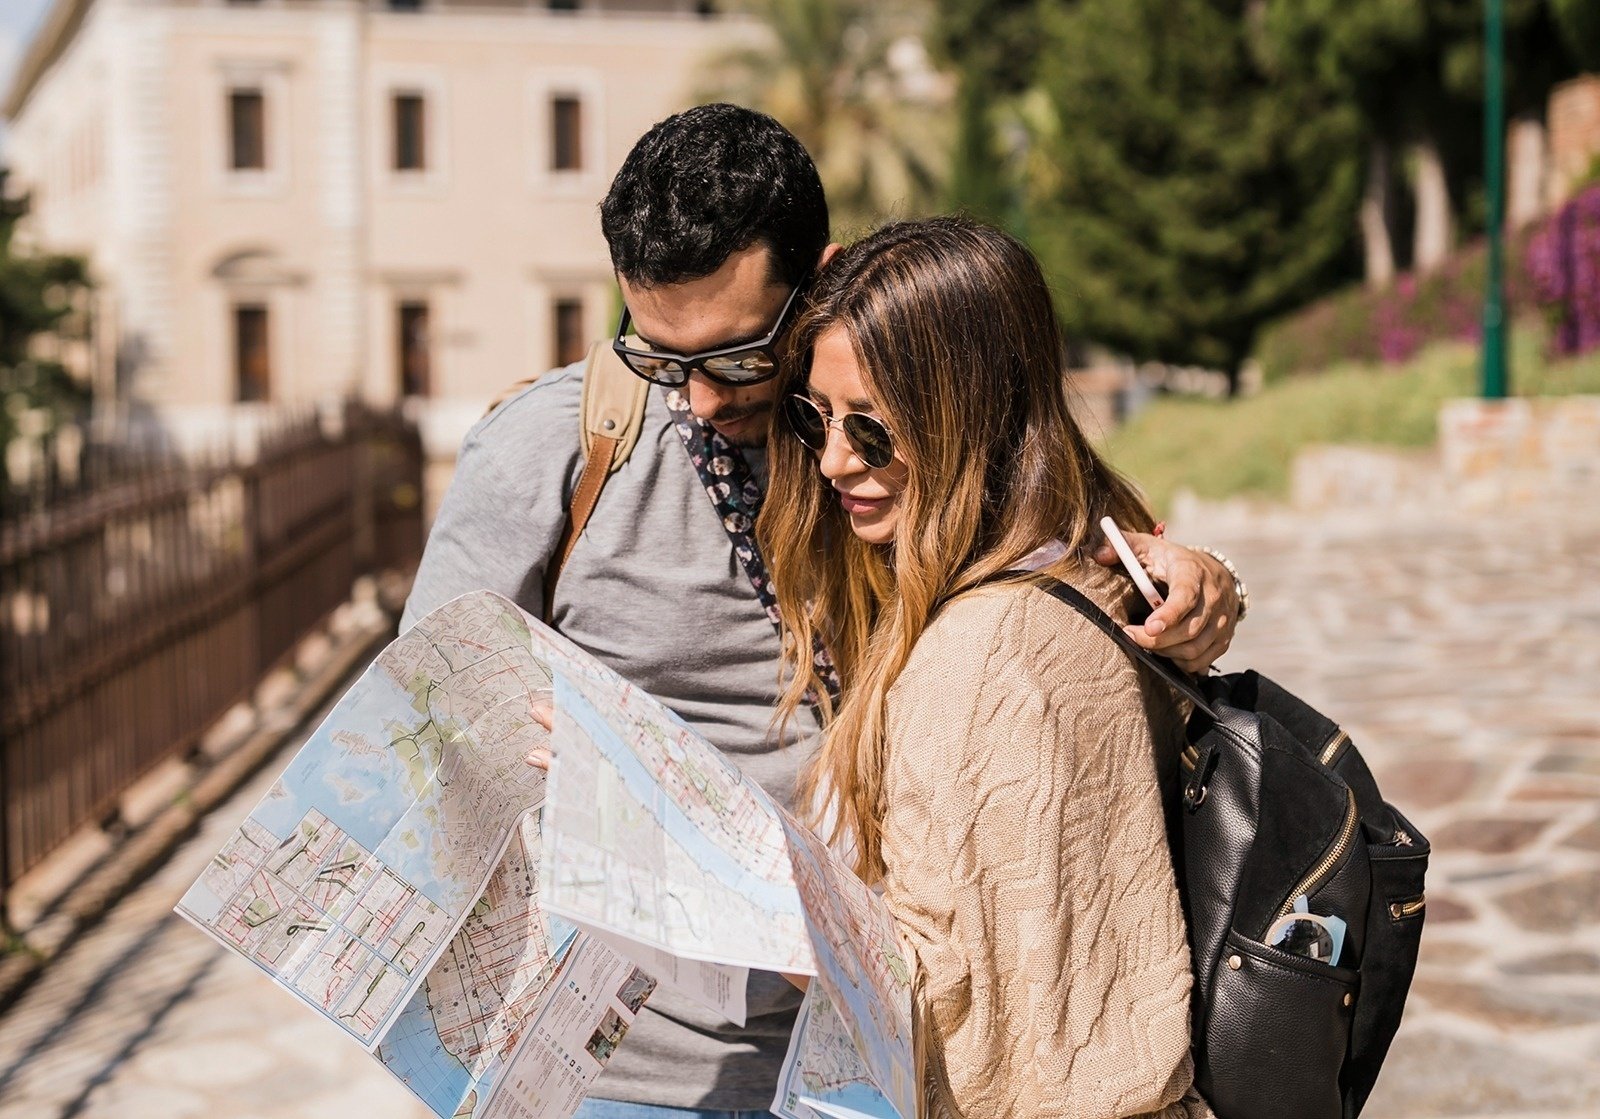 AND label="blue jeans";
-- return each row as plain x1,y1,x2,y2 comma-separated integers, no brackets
574,1102,776,1119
